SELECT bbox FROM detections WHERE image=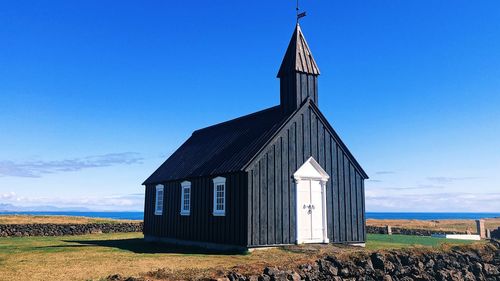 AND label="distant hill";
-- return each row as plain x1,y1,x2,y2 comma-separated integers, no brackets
0,203,90,212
